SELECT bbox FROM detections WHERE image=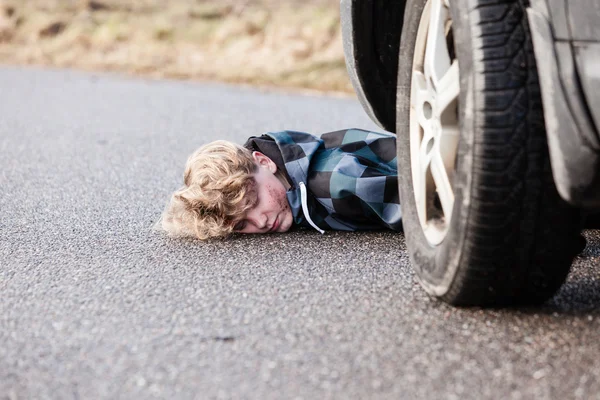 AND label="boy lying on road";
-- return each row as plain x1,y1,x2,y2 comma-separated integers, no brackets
159,129,402,239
